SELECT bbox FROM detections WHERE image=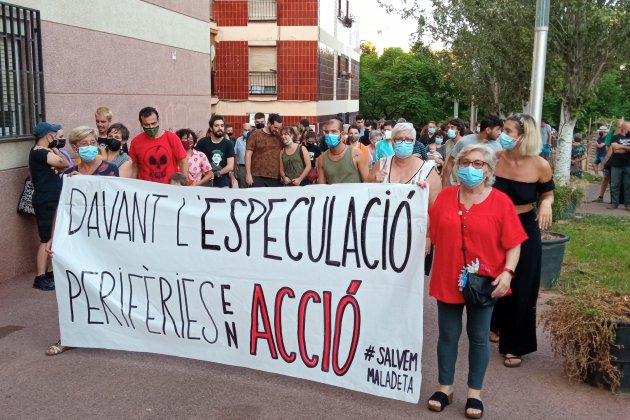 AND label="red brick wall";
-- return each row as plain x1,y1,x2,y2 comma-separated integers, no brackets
215,41,249,100
277,0,318,26
215,0,248,26
318,44,335,101
278,40,318,101
221,115,250,128
336,77,349,100
350,59,359,100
